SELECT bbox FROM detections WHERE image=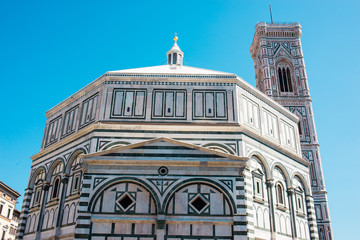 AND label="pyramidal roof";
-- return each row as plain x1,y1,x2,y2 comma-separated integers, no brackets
107,34,235,77
106,65,235,76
